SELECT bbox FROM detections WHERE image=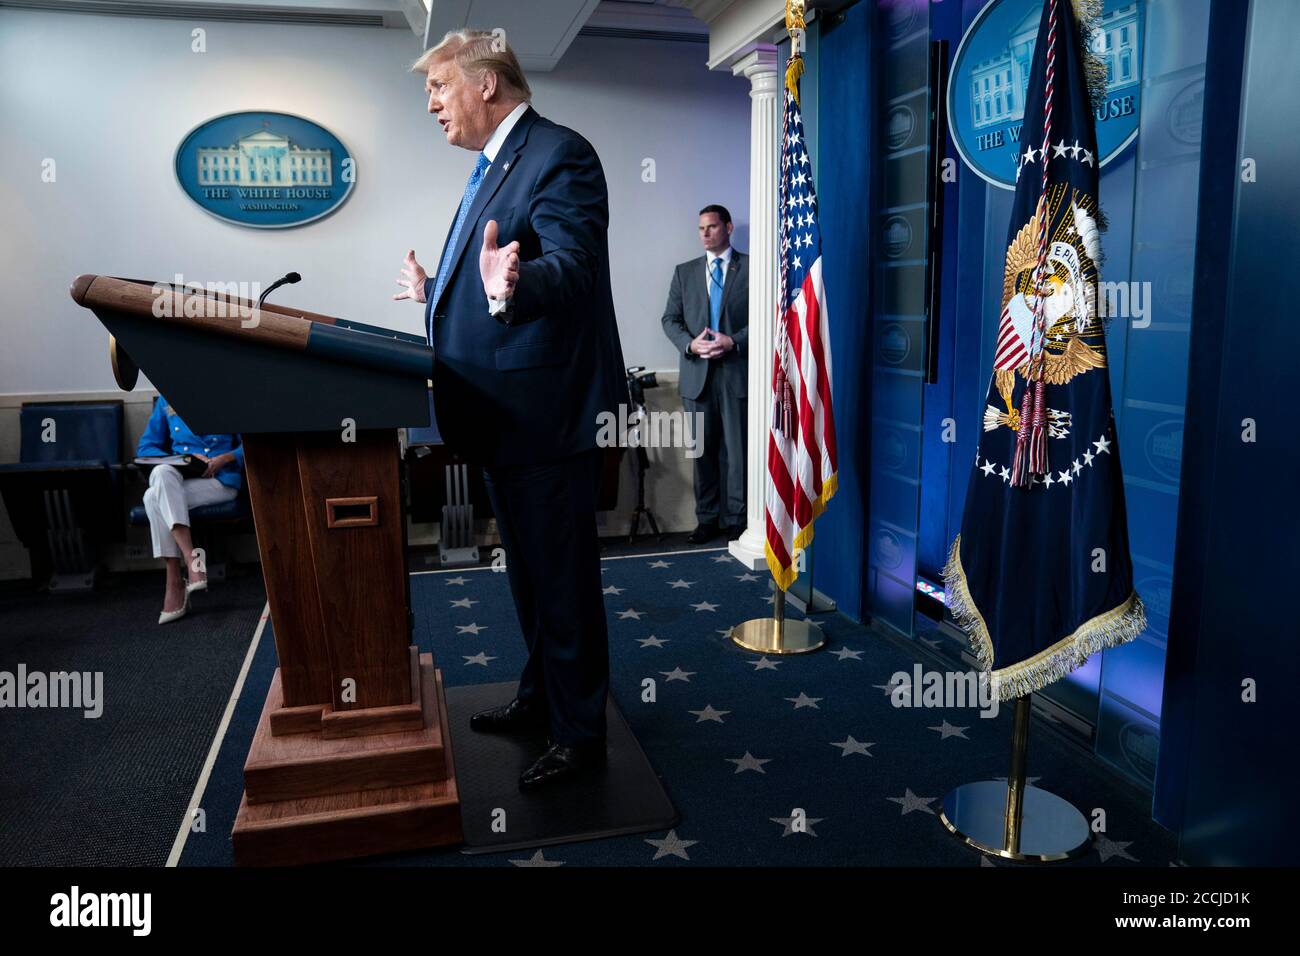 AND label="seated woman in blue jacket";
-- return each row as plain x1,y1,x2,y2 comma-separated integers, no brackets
136,396,244,624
